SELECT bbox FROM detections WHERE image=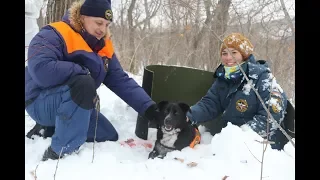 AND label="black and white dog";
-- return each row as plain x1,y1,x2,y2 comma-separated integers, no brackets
148,101,201,159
